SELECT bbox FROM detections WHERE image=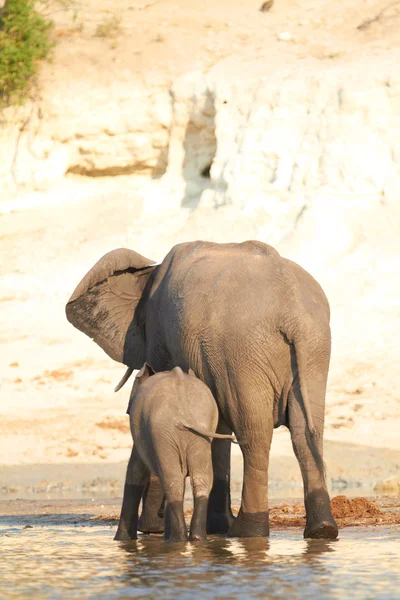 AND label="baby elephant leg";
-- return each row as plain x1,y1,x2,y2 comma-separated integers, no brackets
161,470,187,542
164,499,187,543
189,442,213,541
115,446,149,540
